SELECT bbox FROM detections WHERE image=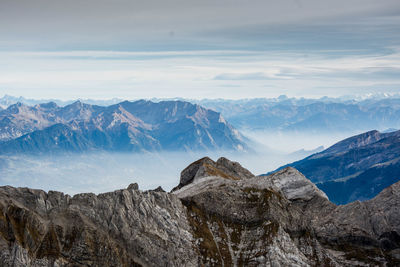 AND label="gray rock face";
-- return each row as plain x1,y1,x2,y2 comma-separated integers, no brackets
258,167,329,201
127,183,139,190
0,186,197,267
314,181,400,263
0,157,399,266
173,156,255,191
